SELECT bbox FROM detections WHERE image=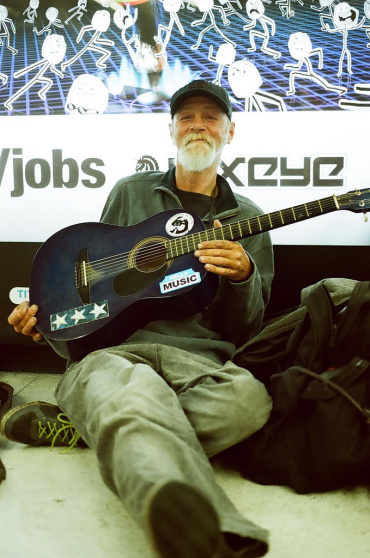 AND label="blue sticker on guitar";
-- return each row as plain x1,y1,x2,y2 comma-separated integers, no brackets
50,300,109,331
159,268,201,294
